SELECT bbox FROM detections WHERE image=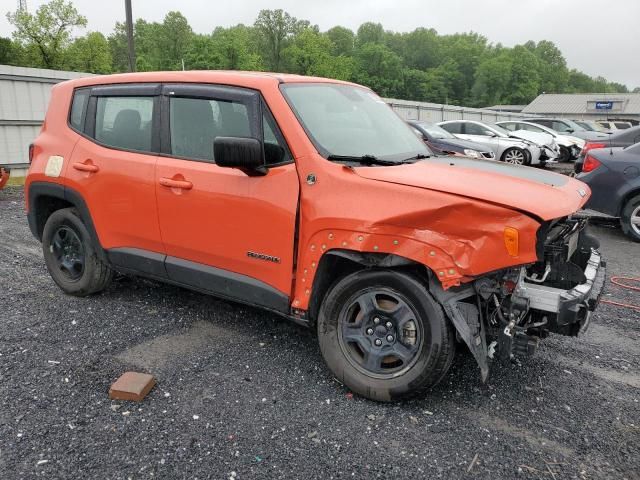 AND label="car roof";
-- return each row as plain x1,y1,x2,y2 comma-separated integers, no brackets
59,70,360,91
